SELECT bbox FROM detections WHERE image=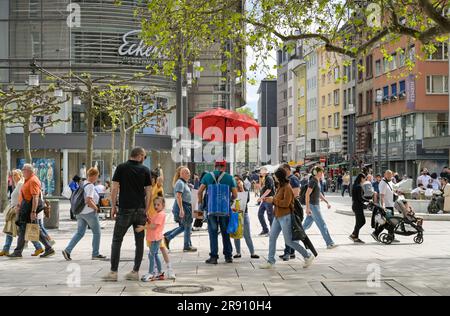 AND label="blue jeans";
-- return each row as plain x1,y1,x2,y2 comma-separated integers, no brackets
37,218,49,240
207,215,233,259
65,211,101,257
2,234,42,252
303,204,334,247
234,212,255,255
258,202,274,233
165,202,193,249
267,214,310,264
148,240,162,274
